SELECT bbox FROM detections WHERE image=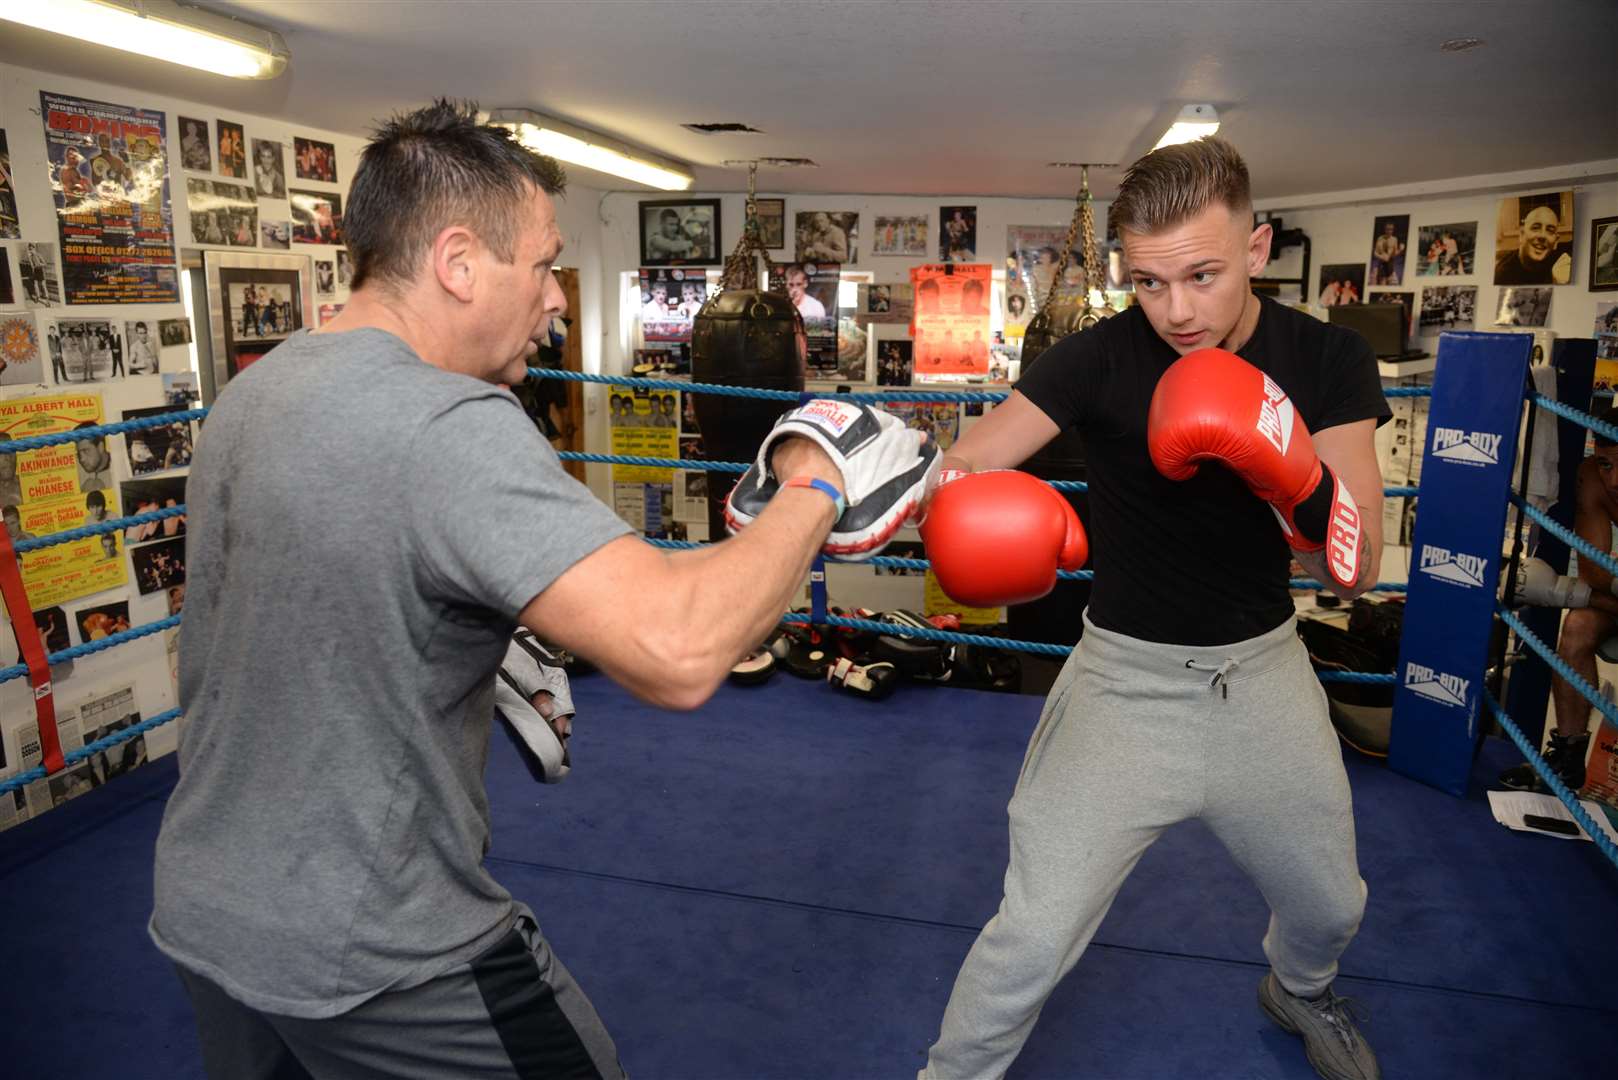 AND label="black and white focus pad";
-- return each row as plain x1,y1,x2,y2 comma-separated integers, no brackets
827,657,900,700
494,630,574,783
725,400,939,560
